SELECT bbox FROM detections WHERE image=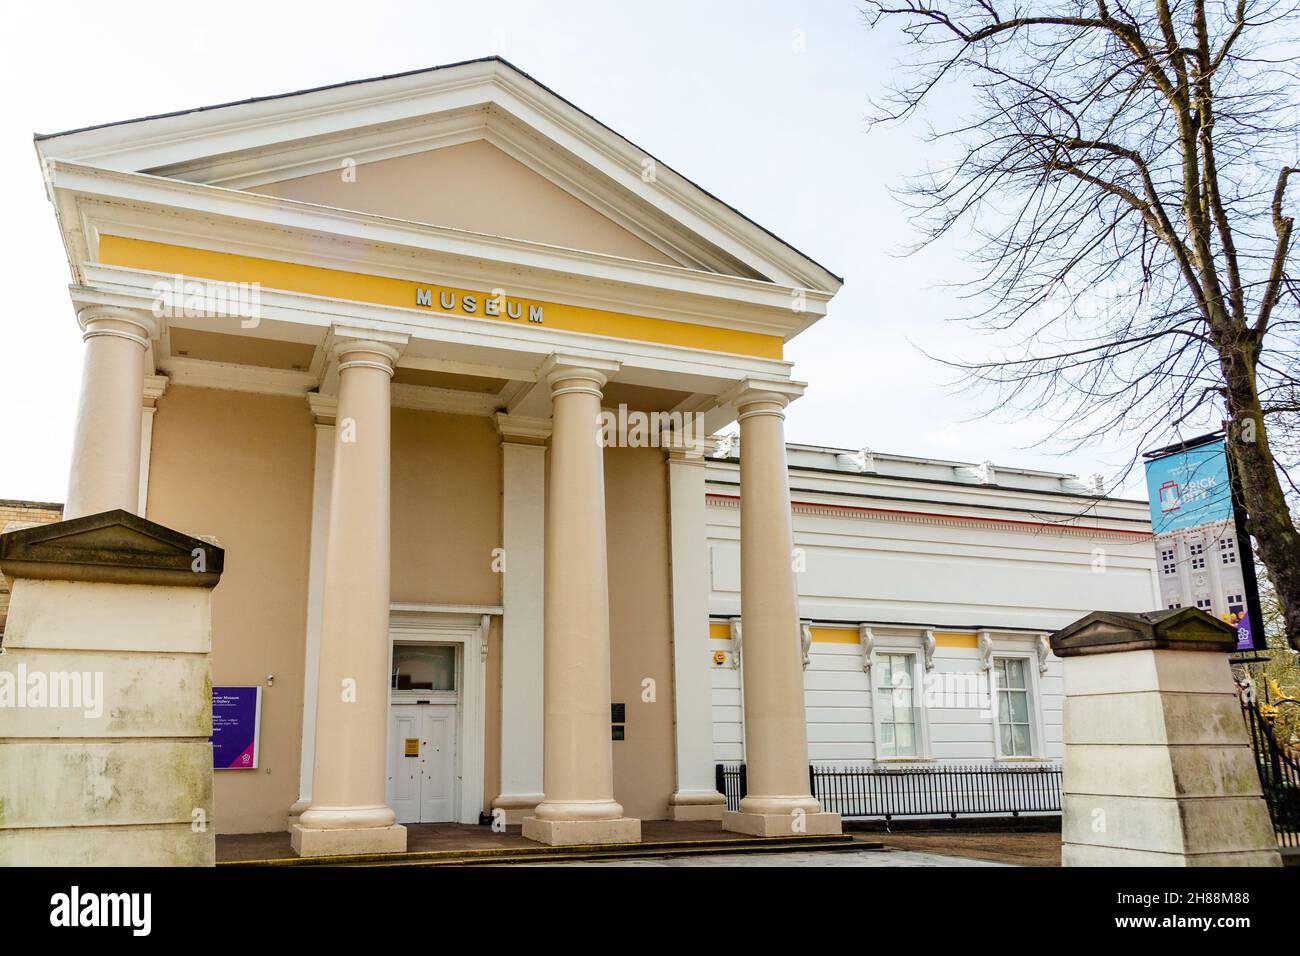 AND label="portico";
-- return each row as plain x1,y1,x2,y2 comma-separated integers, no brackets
34,57,843,854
